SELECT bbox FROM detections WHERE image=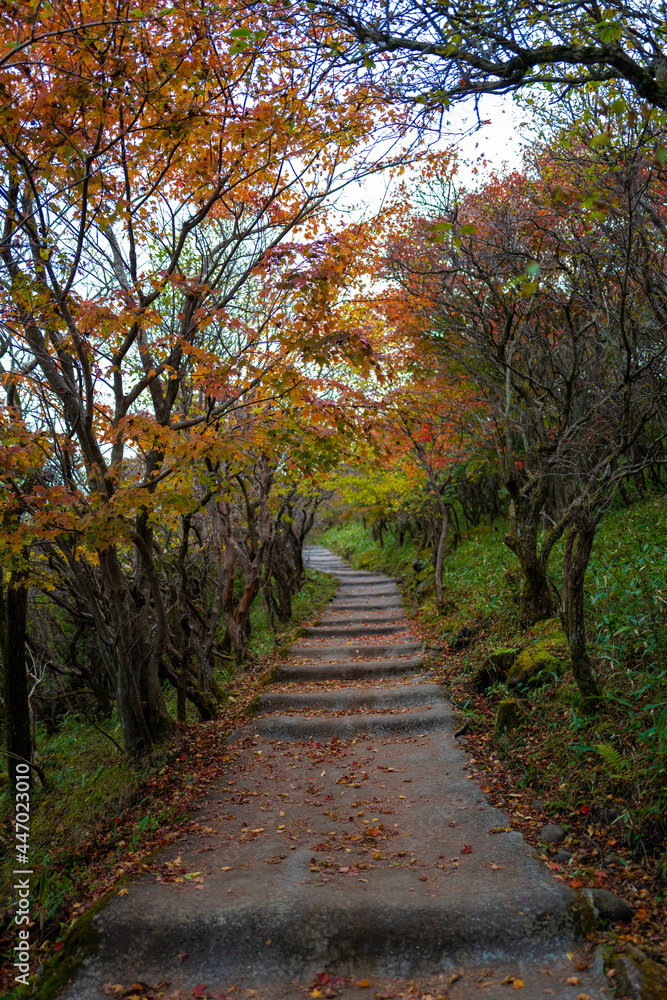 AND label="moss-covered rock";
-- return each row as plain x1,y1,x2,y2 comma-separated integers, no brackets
507,644,568,688
495,699,522,734
597,942,667,1000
